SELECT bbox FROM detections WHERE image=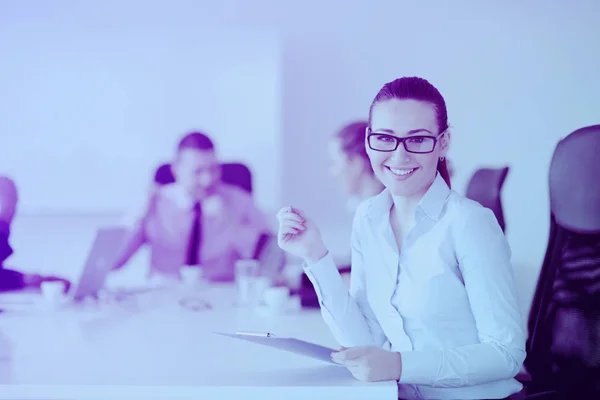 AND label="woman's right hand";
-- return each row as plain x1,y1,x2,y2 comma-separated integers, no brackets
276,205,328,263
